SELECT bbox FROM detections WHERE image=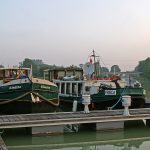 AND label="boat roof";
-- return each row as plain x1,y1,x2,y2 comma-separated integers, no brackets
0,67,30,71
44,67,83,72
